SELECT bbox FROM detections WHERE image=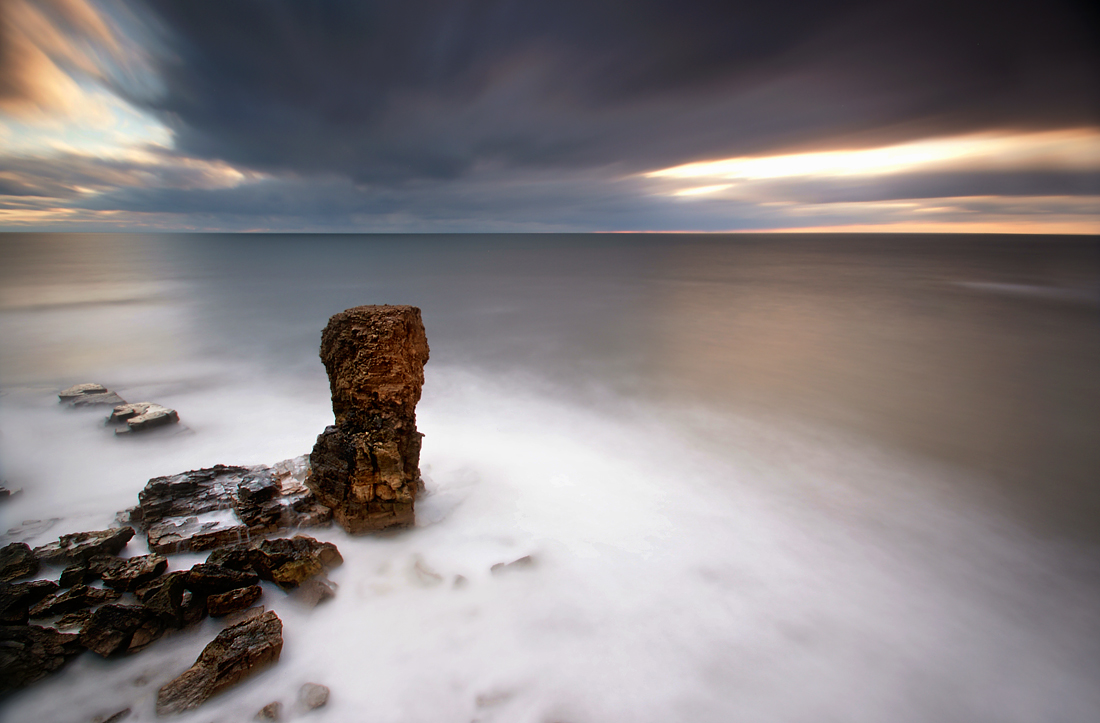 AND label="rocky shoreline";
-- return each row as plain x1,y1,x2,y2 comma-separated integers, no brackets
0,305,430,718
